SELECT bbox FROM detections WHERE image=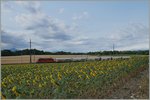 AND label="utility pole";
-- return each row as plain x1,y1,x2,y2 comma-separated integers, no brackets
34,48,35,63
21,50,22,64
113,43,115,56
113,44,114,52
30,39,32,64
